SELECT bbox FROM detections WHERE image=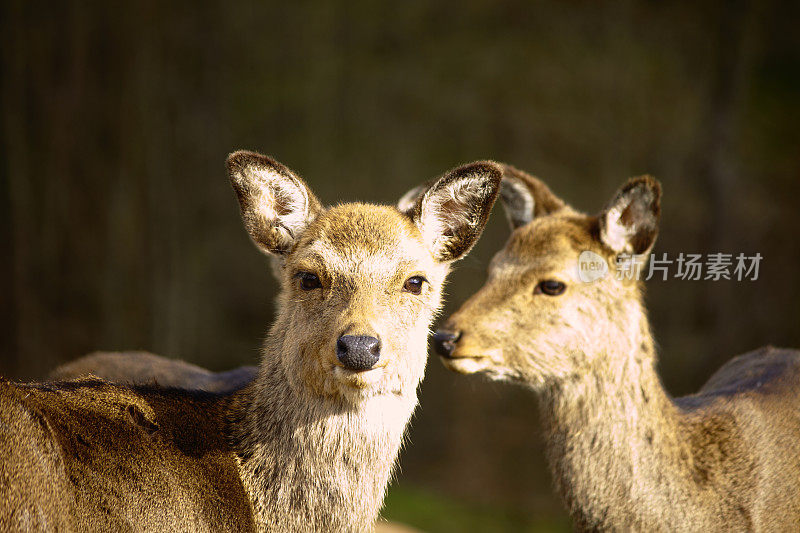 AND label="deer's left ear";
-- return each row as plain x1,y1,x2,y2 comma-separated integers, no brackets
598,176,662,255
499,164,566,229
404,161,502,263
